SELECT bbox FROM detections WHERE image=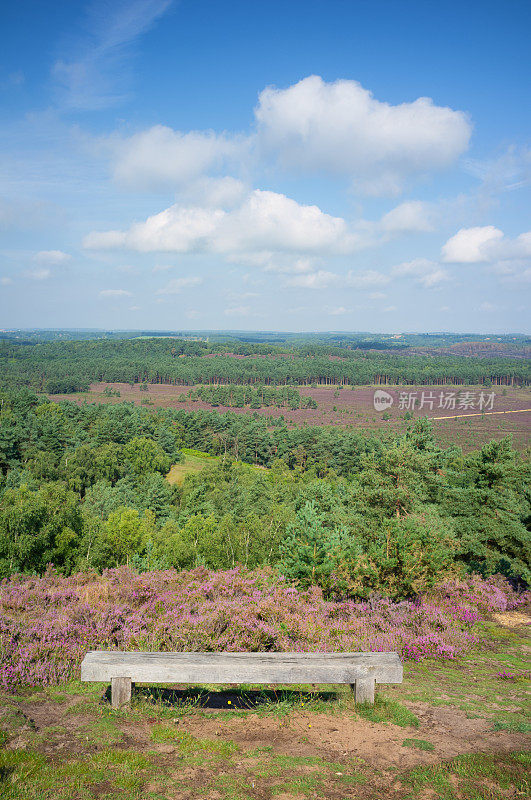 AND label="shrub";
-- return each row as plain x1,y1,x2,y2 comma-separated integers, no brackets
0,567,527,690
